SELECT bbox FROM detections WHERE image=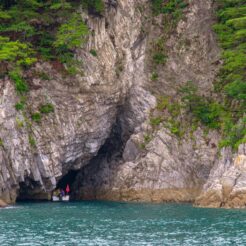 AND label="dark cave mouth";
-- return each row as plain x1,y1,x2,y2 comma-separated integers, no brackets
16,170,80,202
16,179,50,202
55,170,79,192
16,106,133,202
